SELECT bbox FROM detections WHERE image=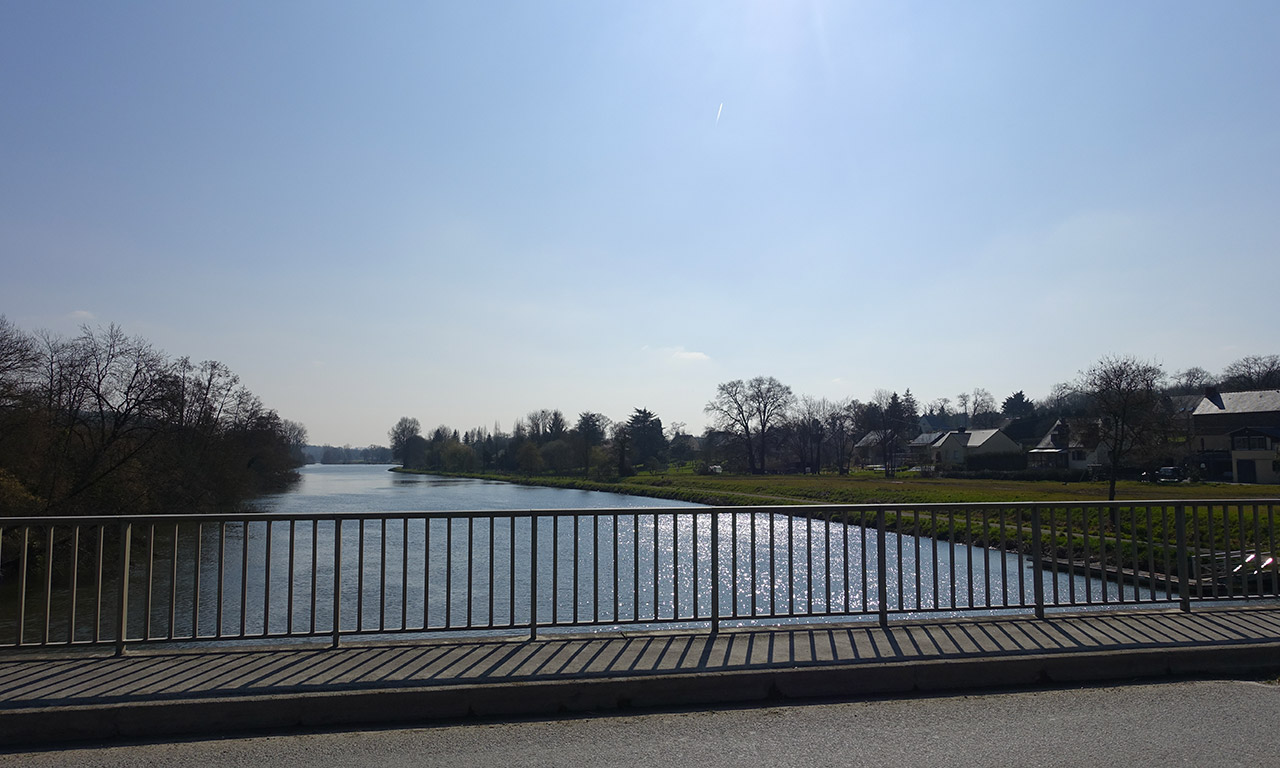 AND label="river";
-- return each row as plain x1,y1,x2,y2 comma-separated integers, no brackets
248,464,704,514
3,465,1127,646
